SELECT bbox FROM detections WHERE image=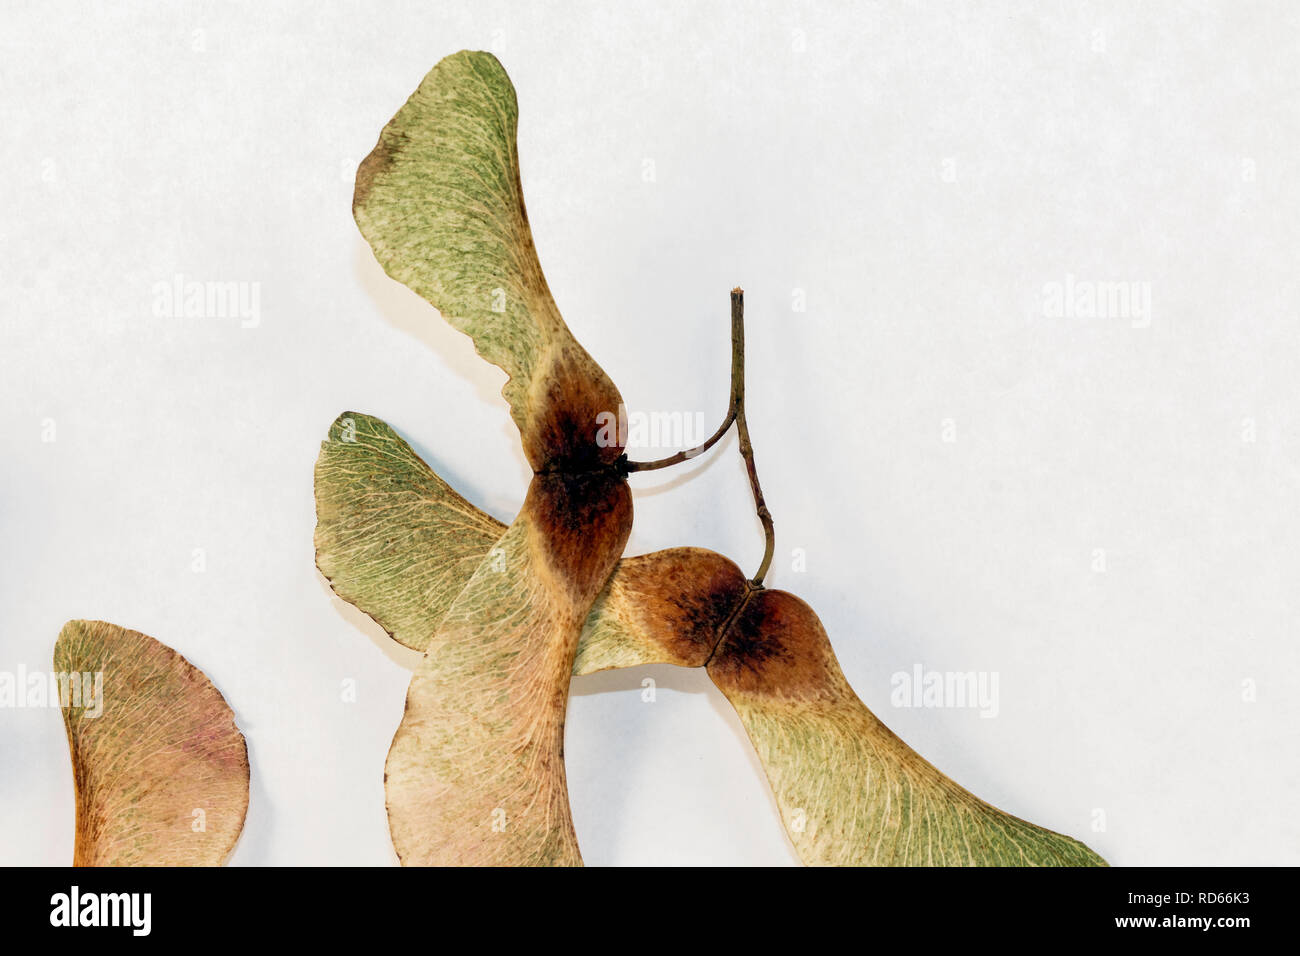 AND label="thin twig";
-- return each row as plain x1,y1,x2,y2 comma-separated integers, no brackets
622,296,745,473
623,288,776,586
728,289,775,586
621,409,735,473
